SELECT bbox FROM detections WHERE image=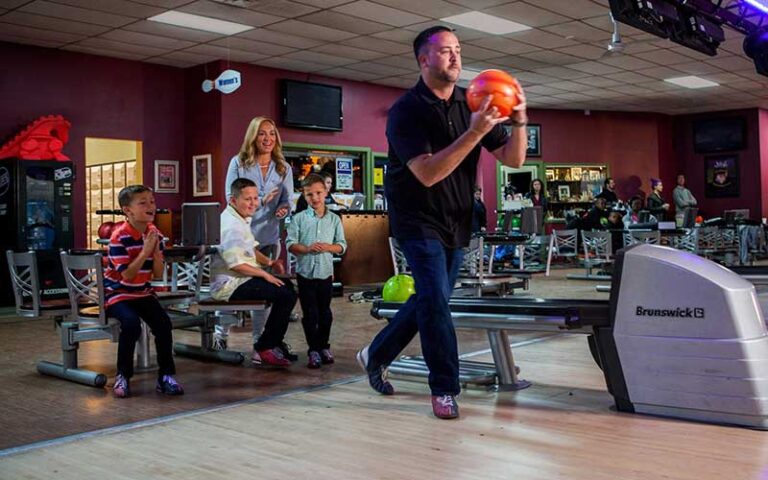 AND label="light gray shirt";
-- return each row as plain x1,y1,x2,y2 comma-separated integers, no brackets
673,185,697,210
286,208,346,280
